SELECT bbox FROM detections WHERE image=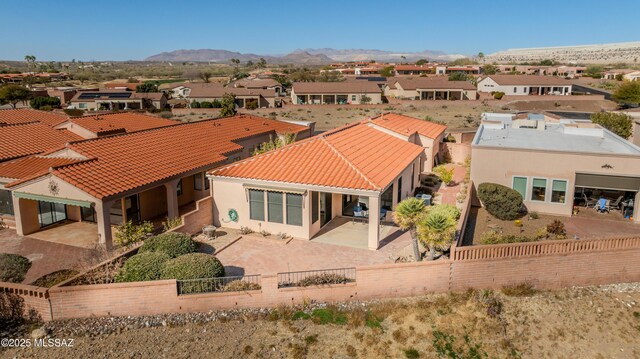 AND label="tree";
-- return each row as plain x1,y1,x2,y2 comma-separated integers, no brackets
379,65,395,77
613,80,640,105
393,198,426,261
219,93,236,117
136,81,159,93
417,210,457,260
448,72,469,81
482,64,497,75
477,52,485,63
246,60,254,67
360,94,372,104
199,71,212,83
590,112,633,139
30,96,60,110
317,71,344,82
433,165,454,186
539,59,555,66
416,59,429,66
230,58,240,72
252,133,296,155
0,84,31,108
257,58,267,68
585,64,603,78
